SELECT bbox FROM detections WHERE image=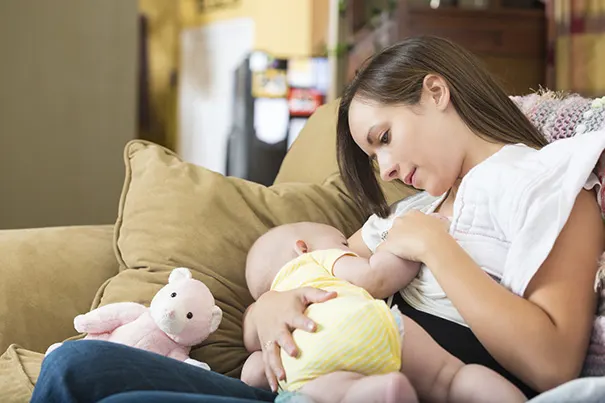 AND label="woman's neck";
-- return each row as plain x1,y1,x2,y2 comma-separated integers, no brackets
460,140,507,179
439,140,506,217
